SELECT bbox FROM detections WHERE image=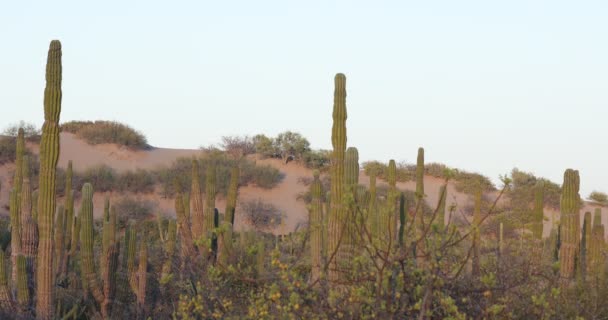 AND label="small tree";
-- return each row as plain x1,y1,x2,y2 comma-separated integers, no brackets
274,131,310,163
588,191,608,204
253,134,277,158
